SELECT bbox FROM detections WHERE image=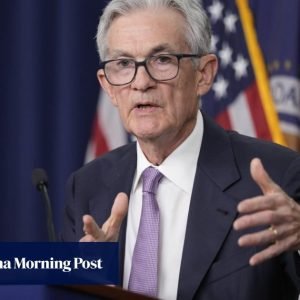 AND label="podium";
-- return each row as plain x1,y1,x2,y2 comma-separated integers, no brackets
68,285,158,299
0,285,157,300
